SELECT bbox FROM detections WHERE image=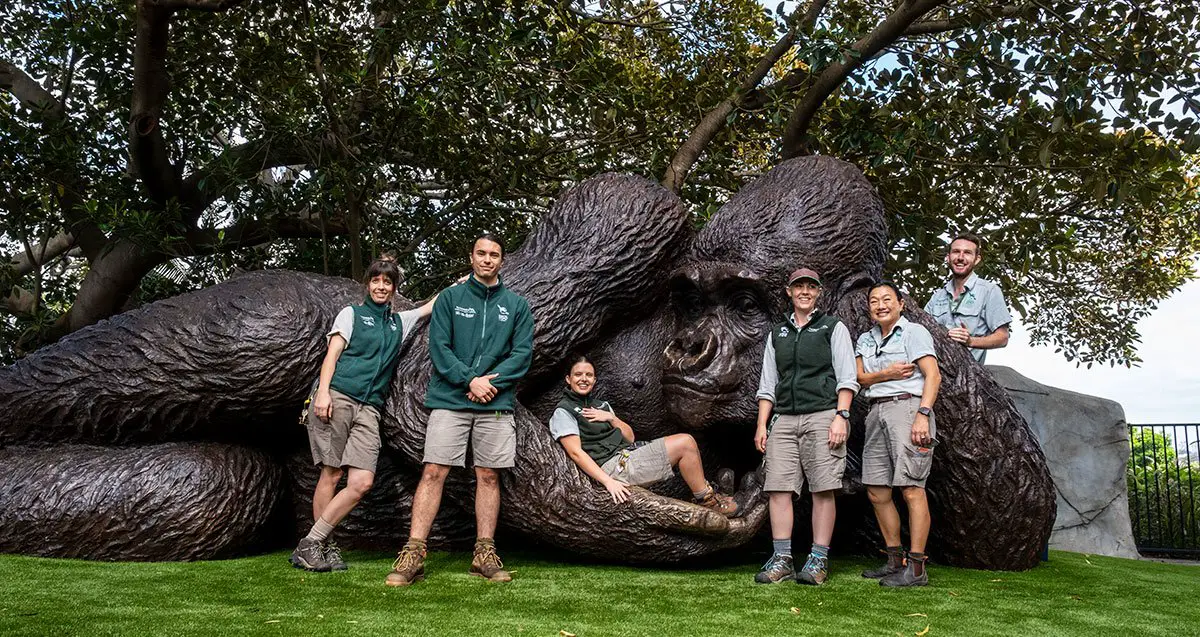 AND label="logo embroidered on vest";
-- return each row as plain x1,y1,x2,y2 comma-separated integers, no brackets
498,306,510,322
361,315,376,327
455,306,476,318
779,326,789,337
